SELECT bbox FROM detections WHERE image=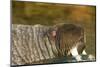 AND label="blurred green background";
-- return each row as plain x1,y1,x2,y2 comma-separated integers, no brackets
12,1,96,56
